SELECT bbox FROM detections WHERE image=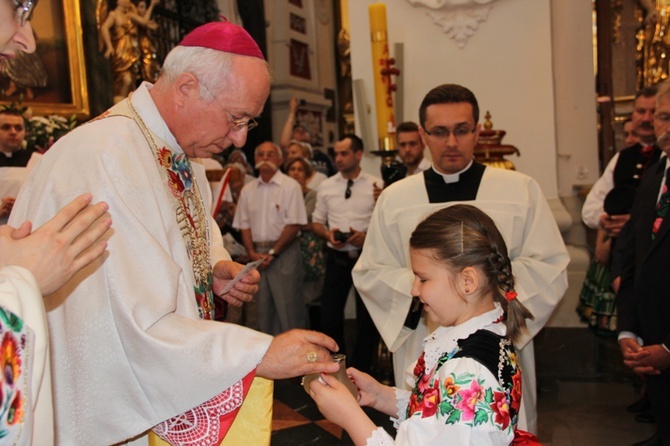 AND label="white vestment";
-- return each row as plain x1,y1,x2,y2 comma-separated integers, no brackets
9,83,273,445
0,266,54,446
352,166,569,434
